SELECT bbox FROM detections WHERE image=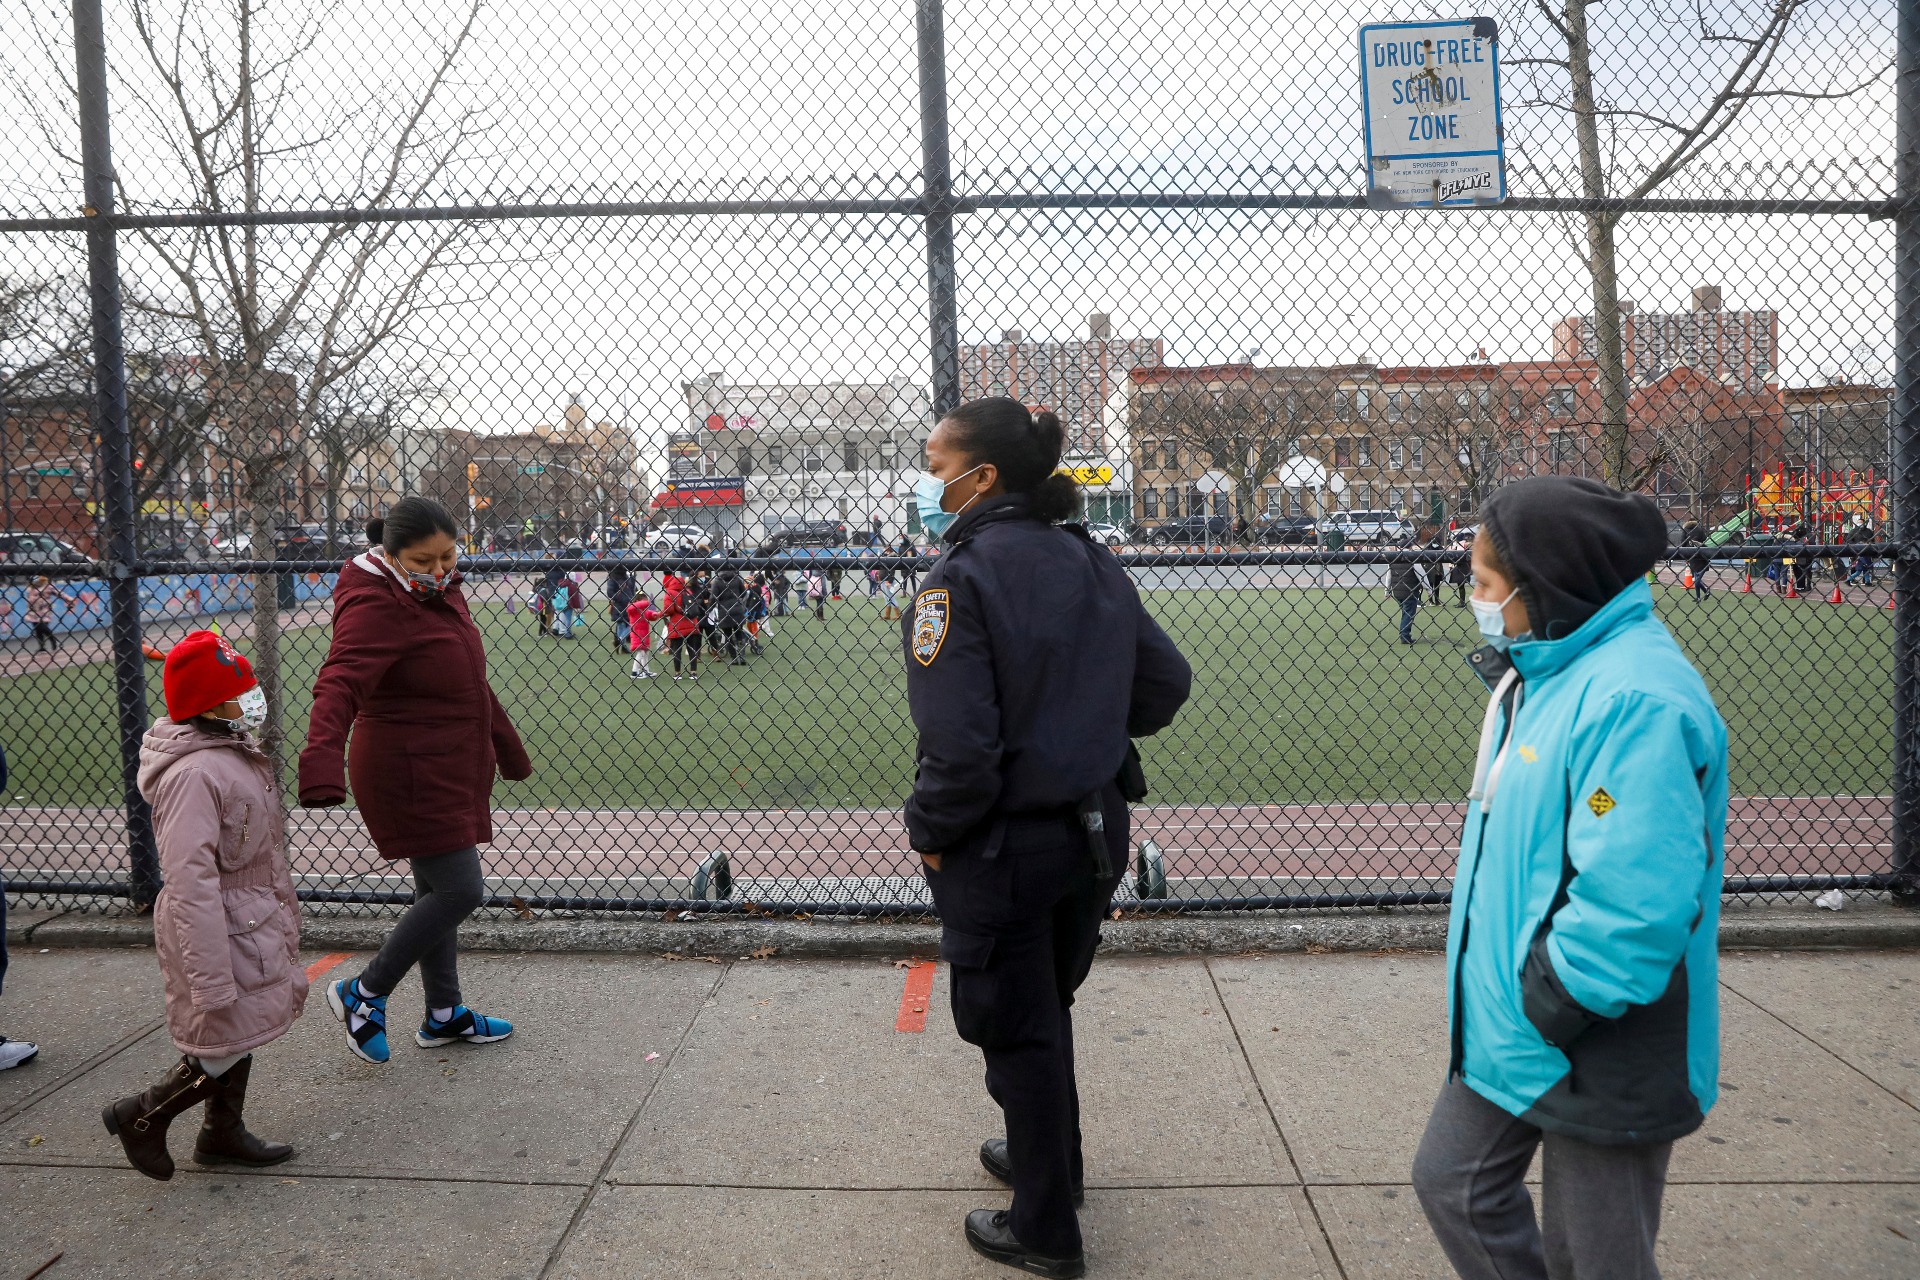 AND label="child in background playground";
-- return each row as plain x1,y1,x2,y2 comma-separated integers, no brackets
24,576,77,651
626,590,664,679
745,572,769,654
